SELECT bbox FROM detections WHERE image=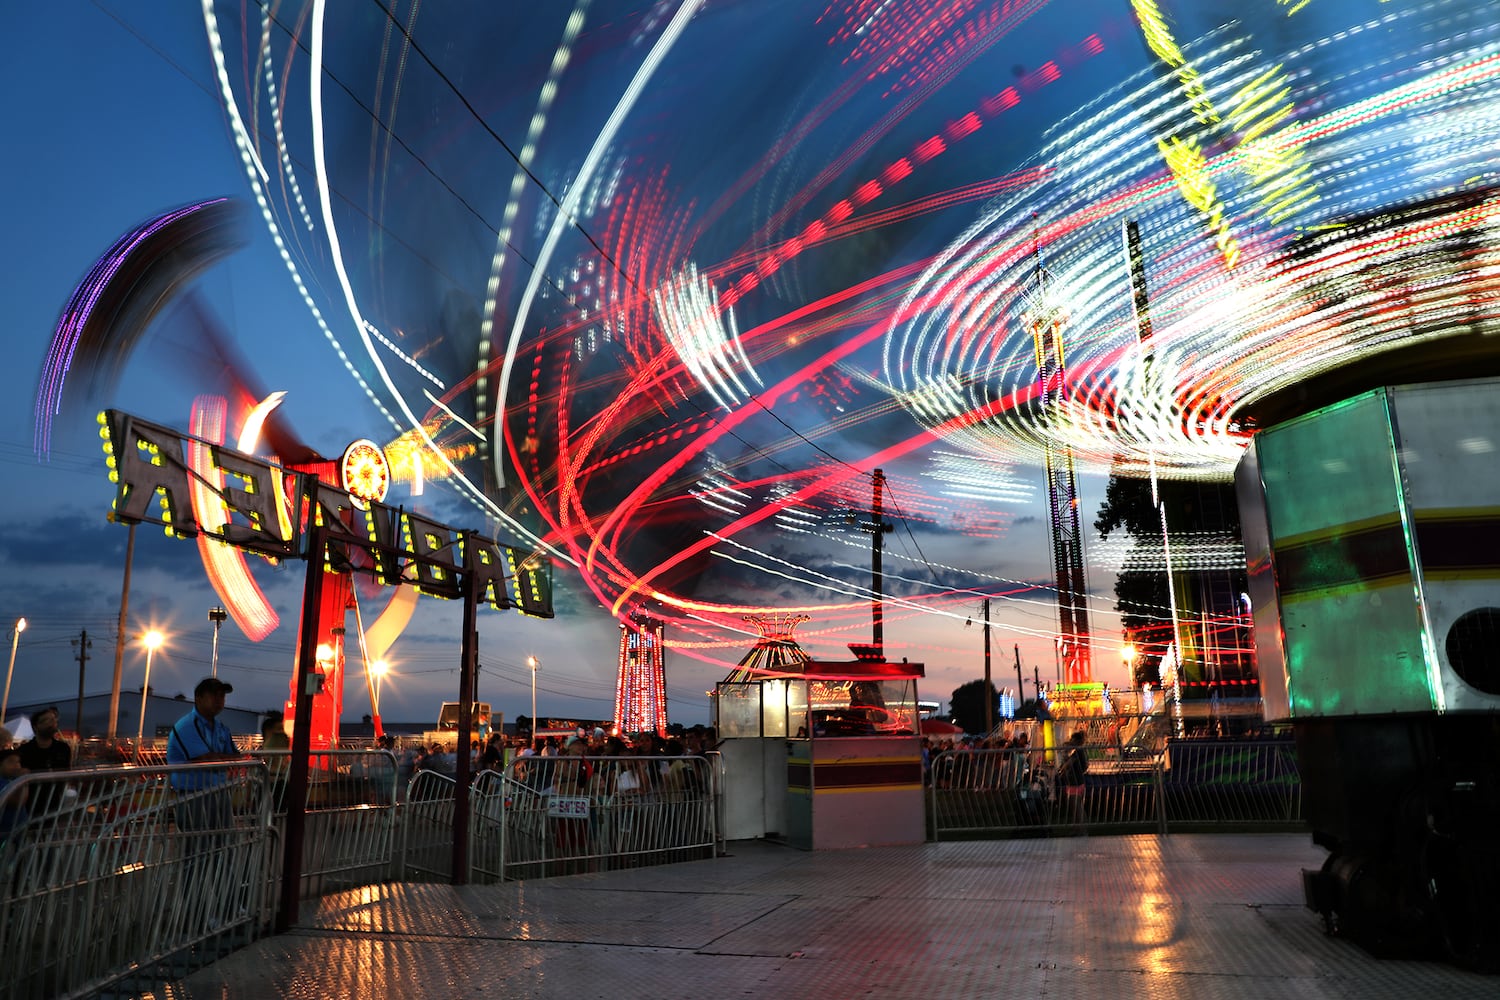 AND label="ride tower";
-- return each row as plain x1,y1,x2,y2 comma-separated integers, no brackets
616,613,668,737
1023,240,1093,690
